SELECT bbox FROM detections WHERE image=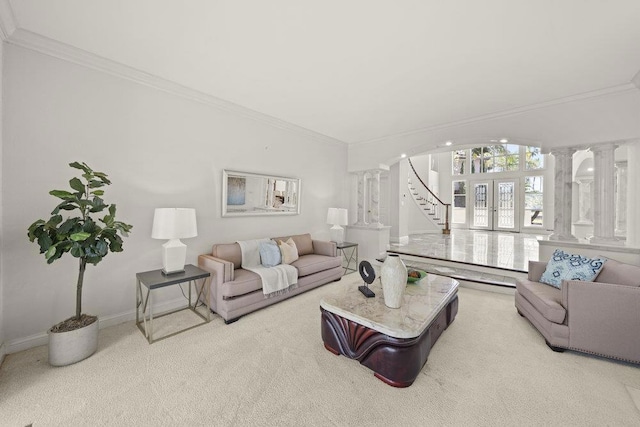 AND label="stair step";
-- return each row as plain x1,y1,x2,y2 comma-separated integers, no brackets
434,218,441,221
428,212,435,215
